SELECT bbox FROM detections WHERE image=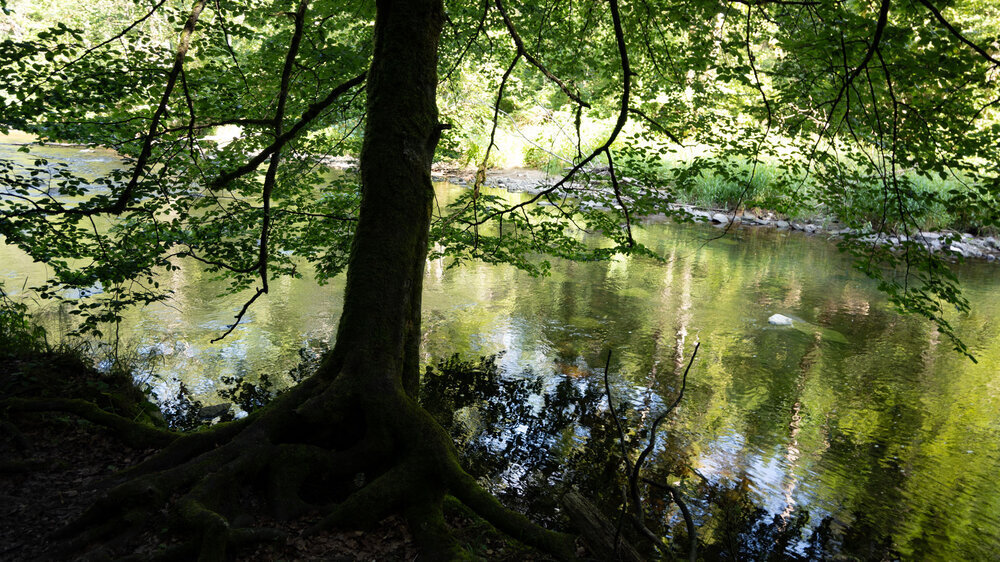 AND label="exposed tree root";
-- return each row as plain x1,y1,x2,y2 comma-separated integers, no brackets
13,371,580,561
2,397,177,449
